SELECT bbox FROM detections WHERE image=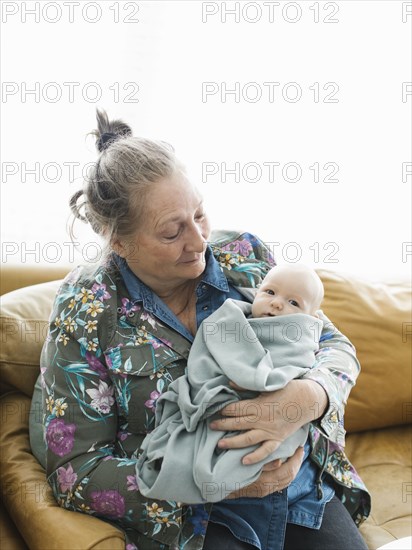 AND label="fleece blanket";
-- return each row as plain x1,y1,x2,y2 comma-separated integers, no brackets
136,299,322,503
